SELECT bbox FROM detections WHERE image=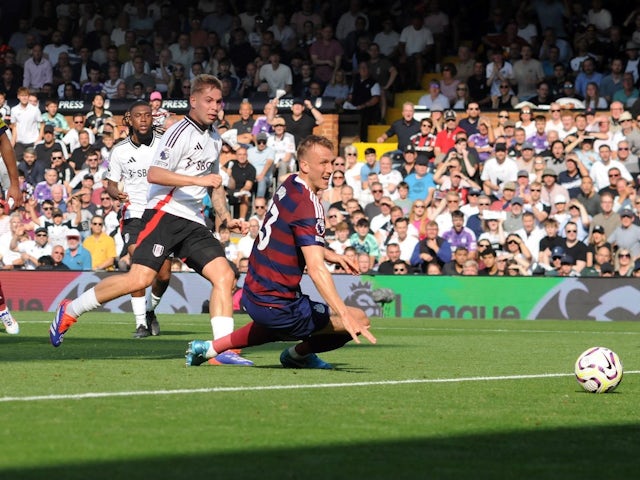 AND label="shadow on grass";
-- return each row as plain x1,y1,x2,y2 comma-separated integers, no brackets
1,424,637,480
0,336,377,369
